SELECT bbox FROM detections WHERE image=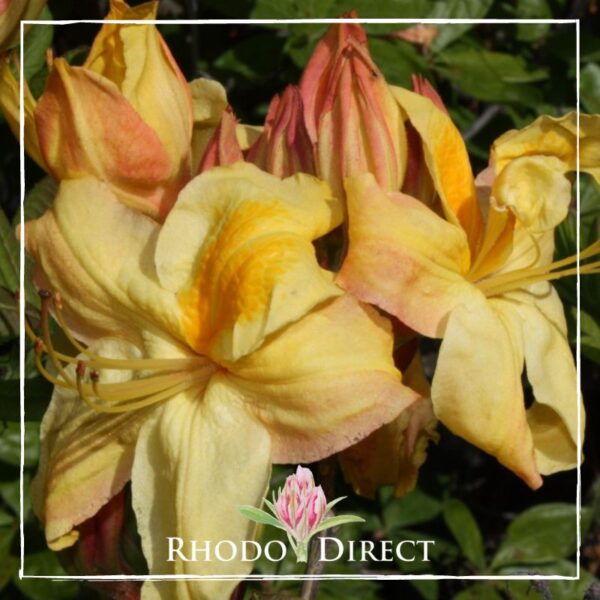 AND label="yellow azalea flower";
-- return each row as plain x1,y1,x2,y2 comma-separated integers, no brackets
0,0,195,220
338,92,600,489
25,162,418,598
0,0,46,50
